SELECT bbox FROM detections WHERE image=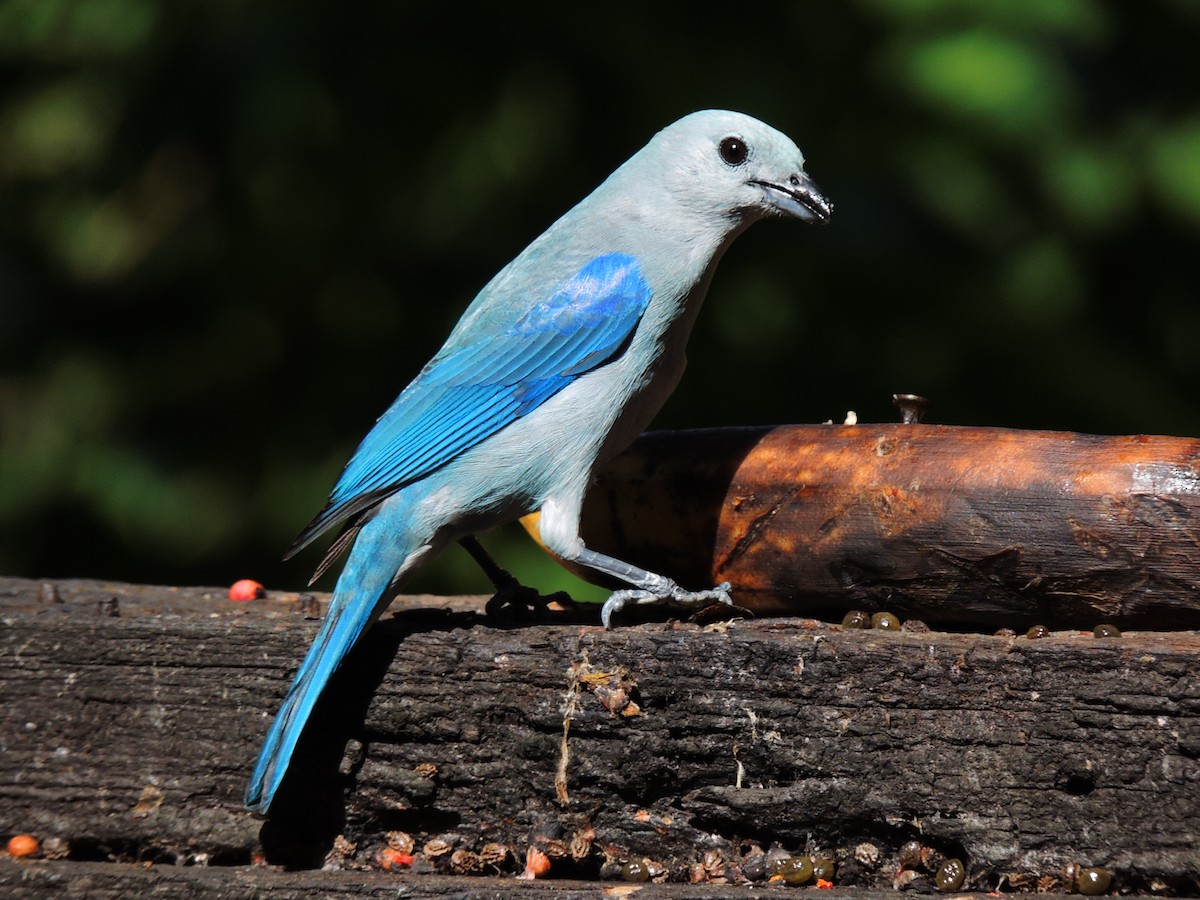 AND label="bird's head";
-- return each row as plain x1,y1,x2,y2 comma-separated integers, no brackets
648,109,832,228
